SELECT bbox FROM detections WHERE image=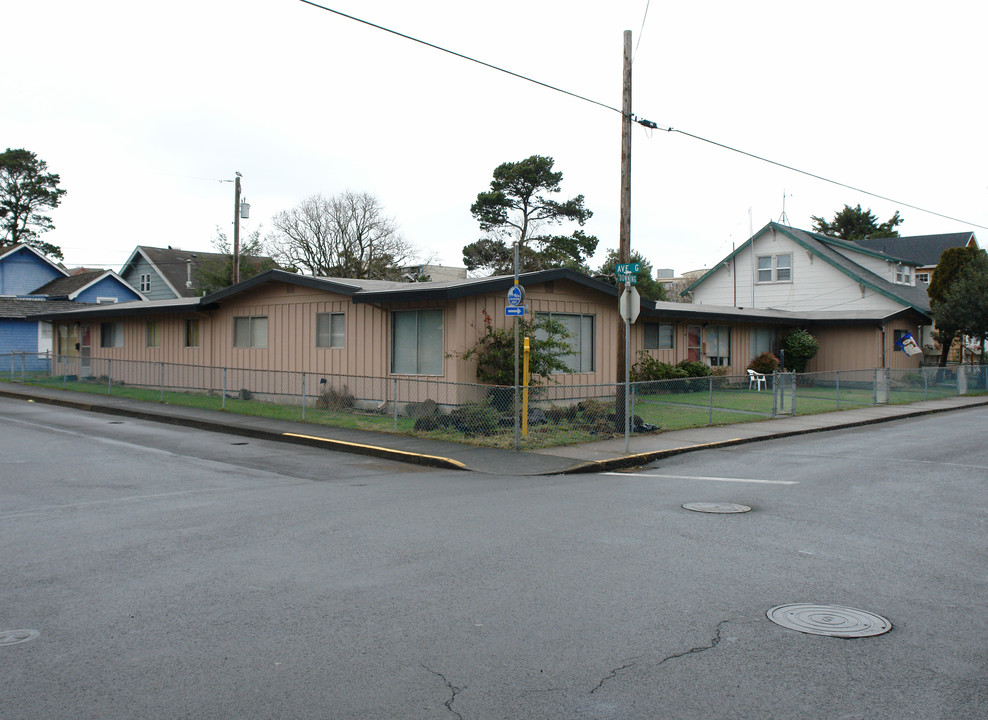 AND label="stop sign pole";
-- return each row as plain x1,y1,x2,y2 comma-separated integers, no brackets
619,283,640,452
